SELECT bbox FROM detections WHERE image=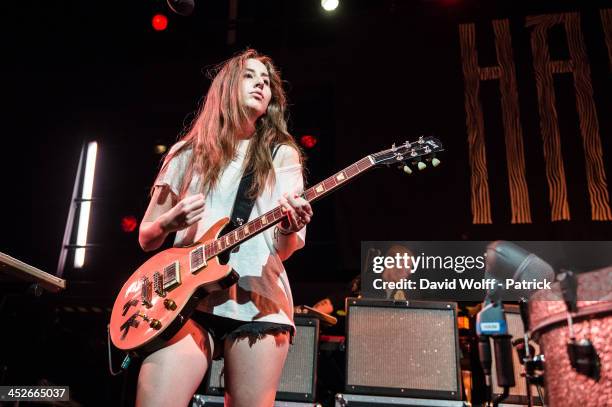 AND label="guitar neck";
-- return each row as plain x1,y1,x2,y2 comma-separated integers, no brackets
304,156,375,203
204,156,375,260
